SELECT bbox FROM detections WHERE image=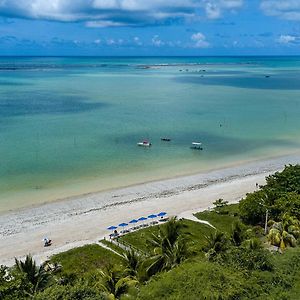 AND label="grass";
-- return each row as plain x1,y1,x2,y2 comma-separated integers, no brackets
51,244,123,277
195,204,240,234
119,224,160,254
100,239,126,255
119,219,214,255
